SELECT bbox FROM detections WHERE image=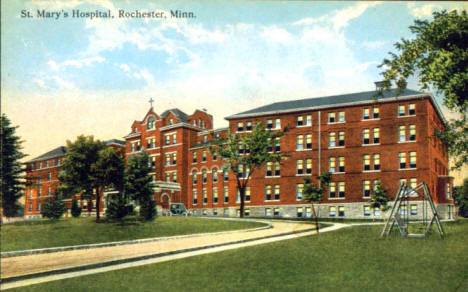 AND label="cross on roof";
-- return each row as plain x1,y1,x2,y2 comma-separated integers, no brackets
149,98,154,108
